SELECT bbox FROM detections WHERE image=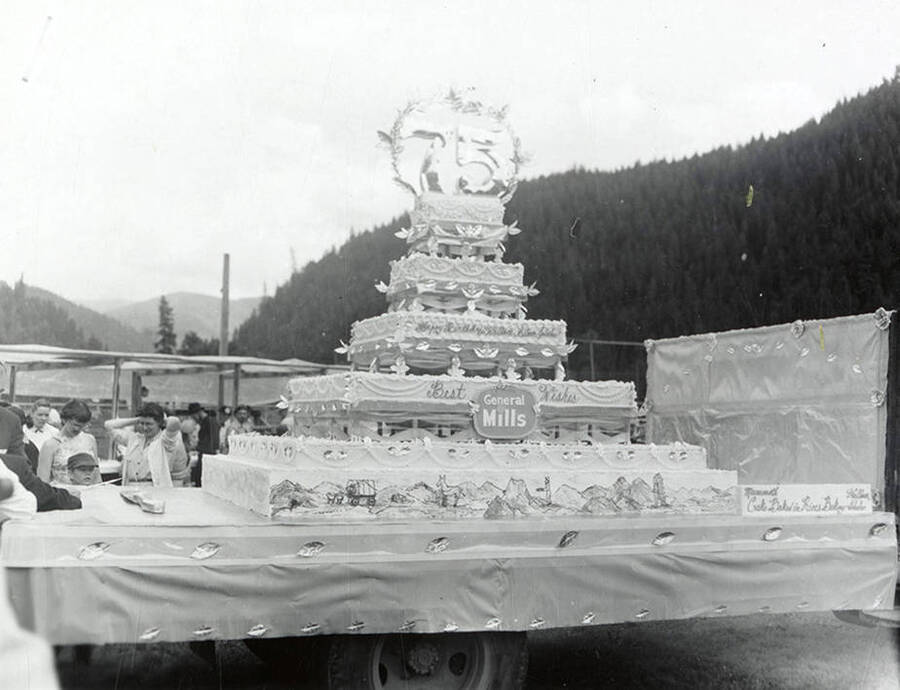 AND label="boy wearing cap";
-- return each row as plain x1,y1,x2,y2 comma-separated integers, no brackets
66,452,101,486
